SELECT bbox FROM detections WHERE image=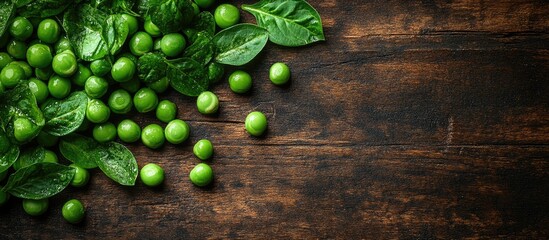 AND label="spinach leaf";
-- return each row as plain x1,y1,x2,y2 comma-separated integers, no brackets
95,141,138,186
0,128,19,173
143,0,194,34
16,0,80,18
138,52,168,84
103,14,130,56
213,24,269,66
190,11,215,36
242,0,325,47
2,162,75,200
12,146,45,171
0,0,15,39
41,91,88,136
0,84,45,144
183,31,214,66
168,58,208,96
59,134,98,169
